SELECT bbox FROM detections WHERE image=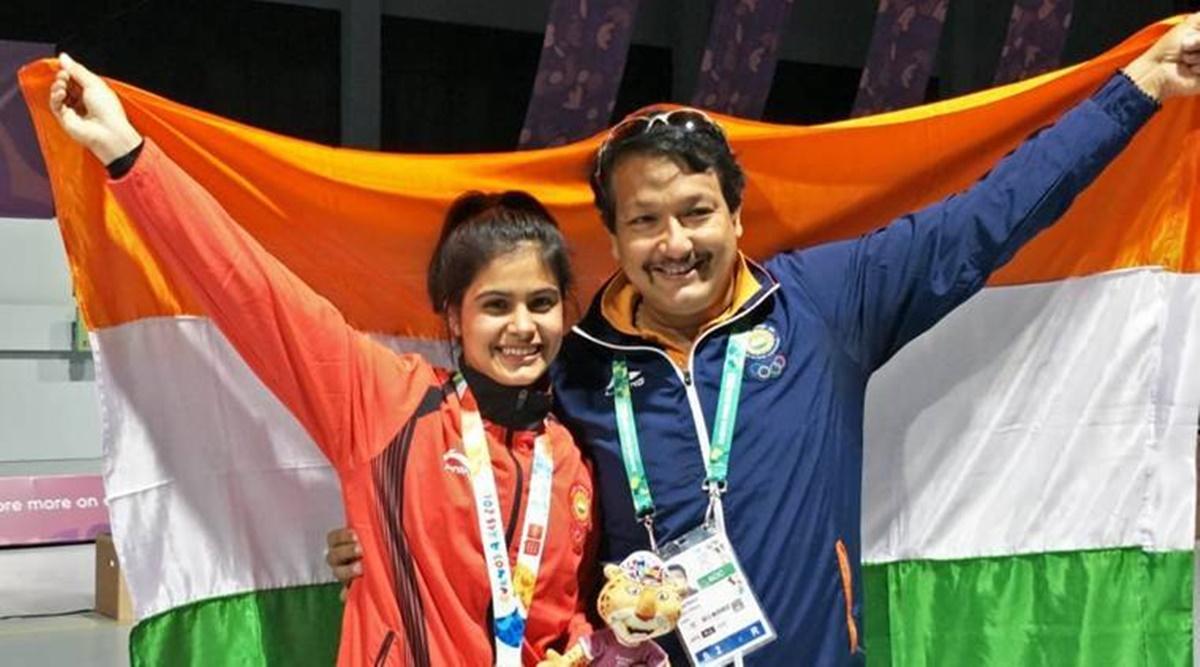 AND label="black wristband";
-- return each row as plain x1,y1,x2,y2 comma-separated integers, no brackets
105,140,145,179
